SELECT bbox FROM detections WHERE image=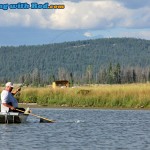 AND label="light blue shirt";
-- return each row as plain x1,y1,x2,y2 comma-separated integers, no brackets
1,90,18,112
